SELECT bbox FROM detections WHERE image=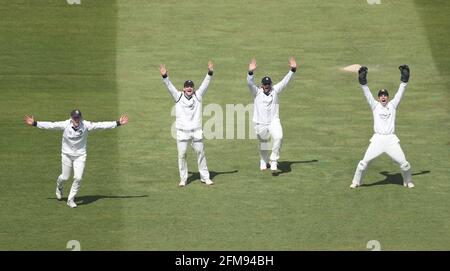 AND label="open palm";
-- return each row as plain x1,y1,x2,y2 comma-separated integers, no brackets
249,58,257,72
24,115,35,126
